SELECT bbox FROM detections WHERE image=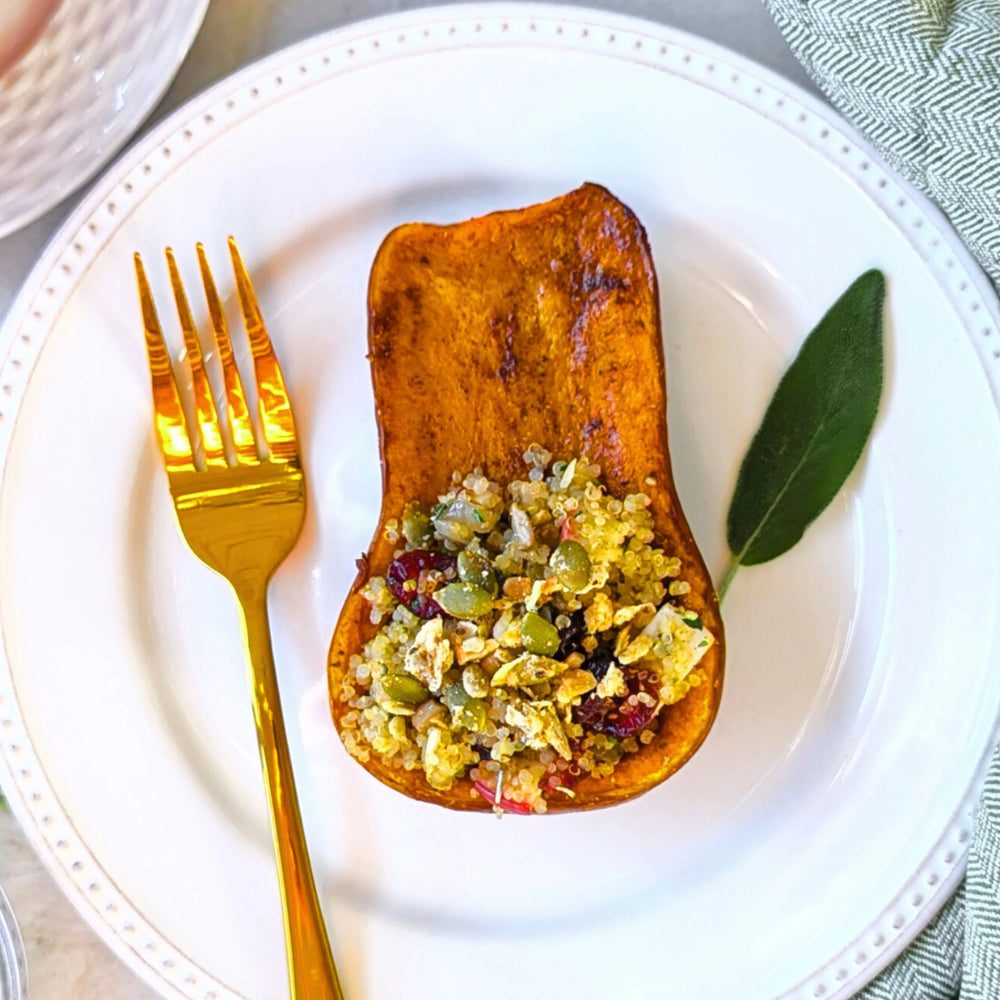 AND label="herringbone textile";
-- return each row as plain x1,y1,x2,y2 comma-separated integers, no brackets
764,0,1000,295
761,3,1000,995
